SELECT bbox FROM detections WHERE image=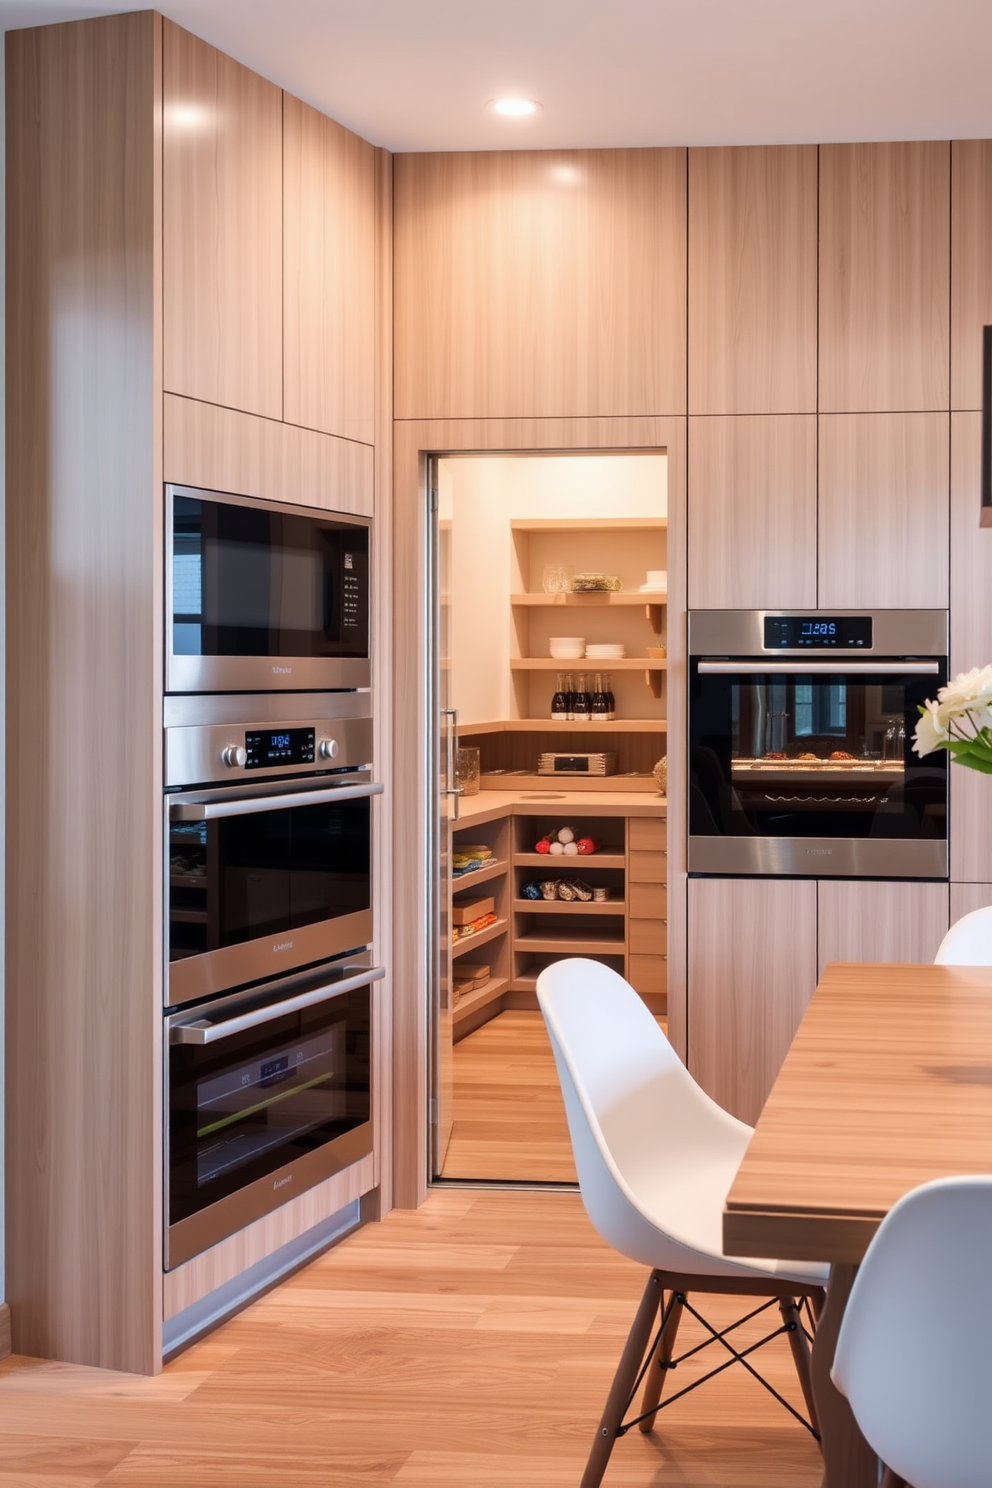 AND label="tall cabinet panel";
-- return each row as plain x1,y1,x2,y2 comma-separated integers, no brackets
817,882,949,978
393,148,687,420
817,412,949,608
283,95,376,444
819,142,950,413
687,878,817,1126
949,411,992,881
687,415,816,608
163,20,283,419
951,141,992,411
688,145,817,415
